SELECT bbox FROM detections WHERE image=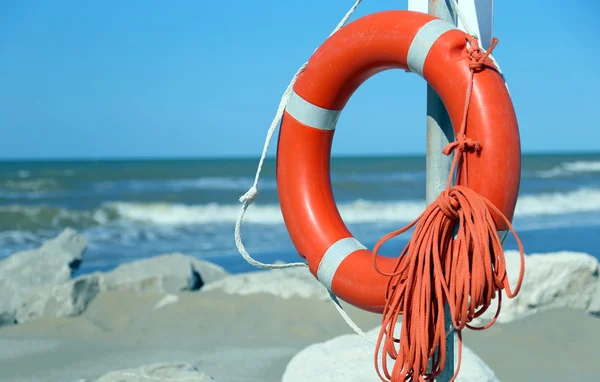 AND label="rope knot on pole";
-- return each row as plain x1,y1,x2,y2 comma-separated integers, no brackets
442,134,481,156
466,35,499,71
